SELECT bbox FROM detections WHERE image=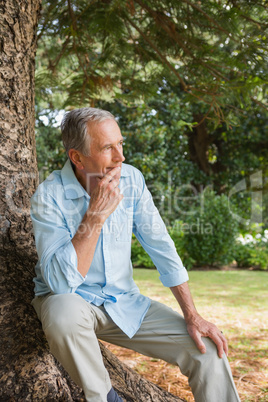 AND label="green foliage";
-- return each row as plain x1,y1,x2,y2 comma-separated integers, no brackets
98,89,268,230
36,0,268,124
36,1,268,226
131,220,268,271
181,189,239,266
35,108,66,177
168,223,196,270
131,226,195,270
34,1,268,270
131,236,154,268
233,234,268,270
98,90,209,222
